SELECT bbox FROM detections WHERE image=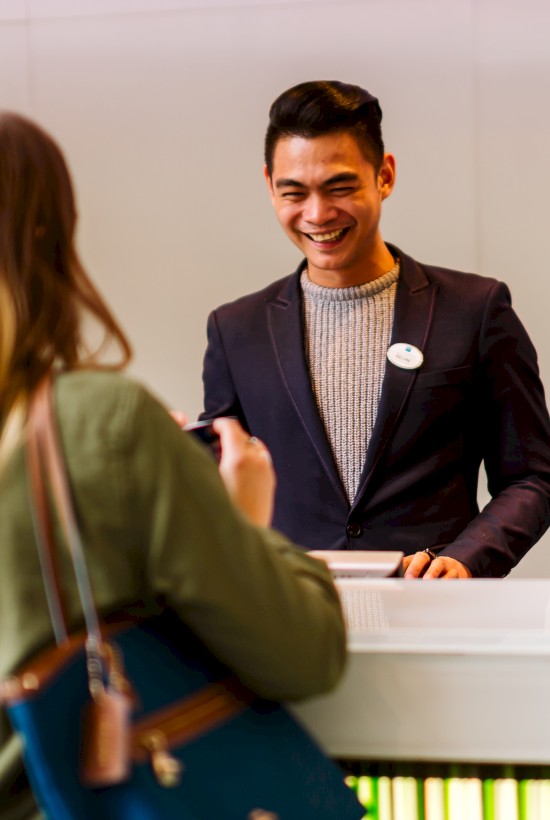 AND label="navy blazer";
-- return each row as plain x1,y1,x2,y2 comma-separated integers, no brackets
200,245,550,577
